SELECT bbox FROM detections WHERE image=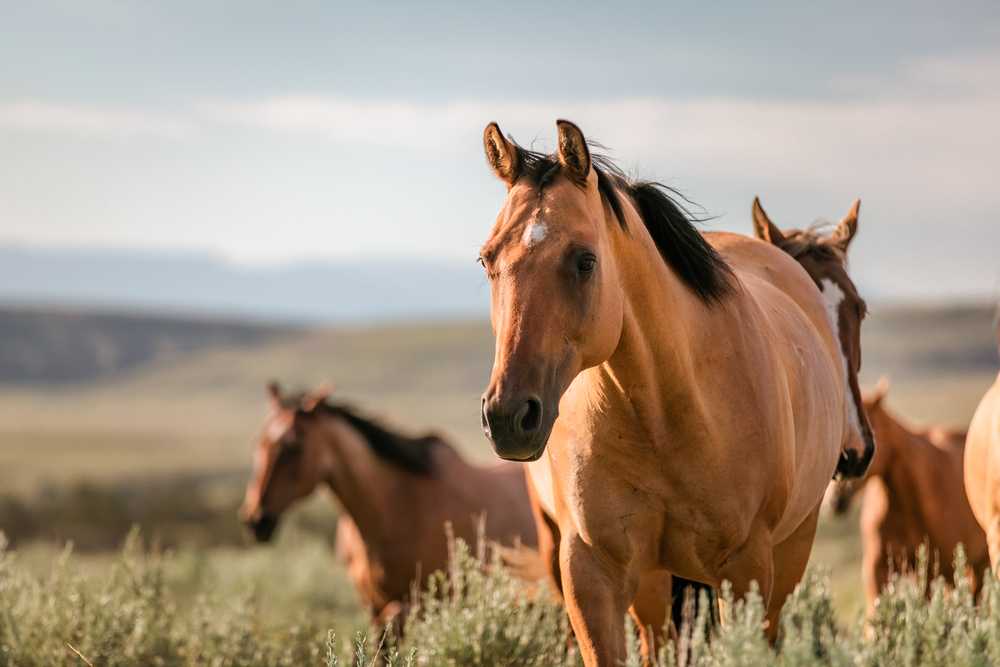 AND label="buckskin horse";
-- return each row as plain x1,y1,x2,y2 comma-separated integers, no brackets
964,327,1000,571
831,379,988,616
240,382,537,627
477,120,873,665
